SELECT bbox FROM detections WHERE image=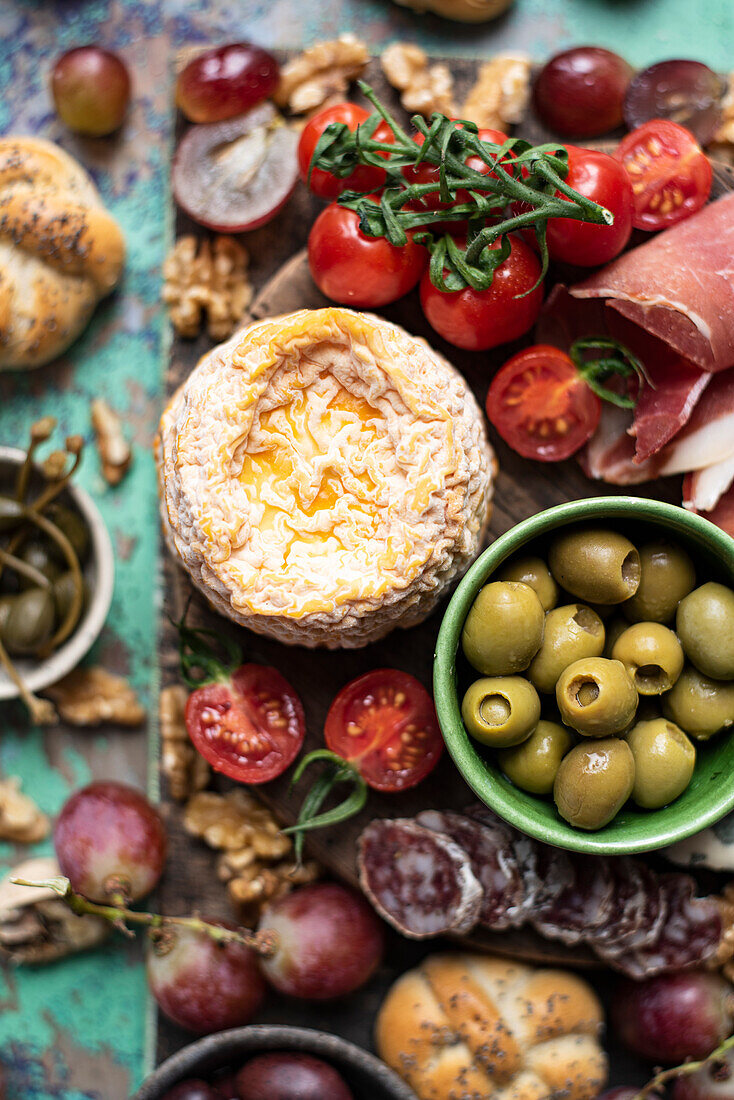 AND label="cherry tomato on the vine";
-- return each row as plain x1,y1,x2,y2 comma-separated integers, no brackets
616,119,712,232
308,200,428,308
420,234,544,352
325,669,443,792
486,344,602,461
185,663,306,784
298,103,393,201
404,126,510,215
545,146,634,266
